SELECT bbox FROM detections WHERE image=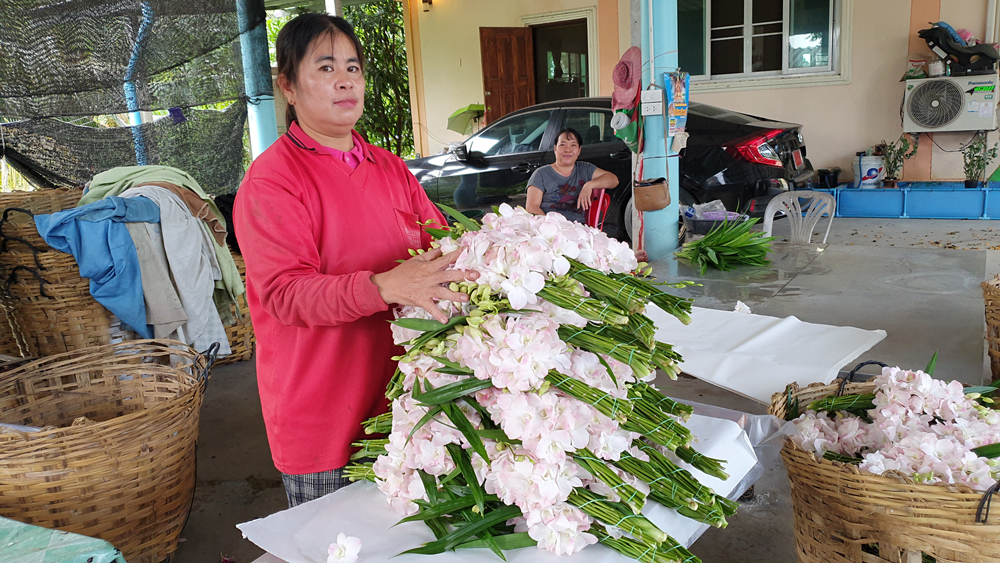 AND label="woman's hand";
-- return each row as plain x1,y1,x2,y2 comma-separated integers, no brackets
576,182,595,211
371,248,479,323
577,168,618,211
